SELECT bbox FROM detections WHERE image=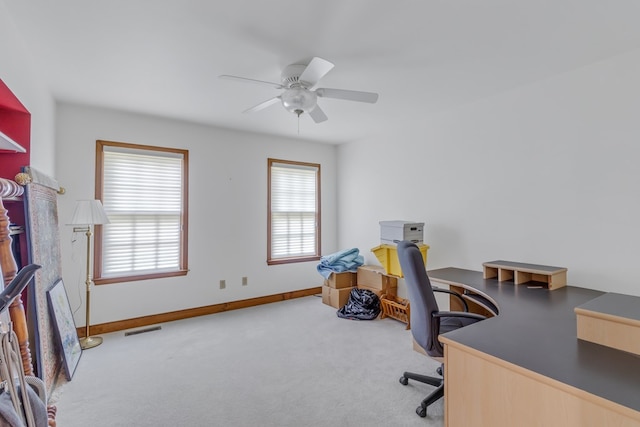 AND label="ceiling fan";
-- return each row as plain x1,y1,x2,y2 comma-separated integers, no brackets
219,57,378,123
